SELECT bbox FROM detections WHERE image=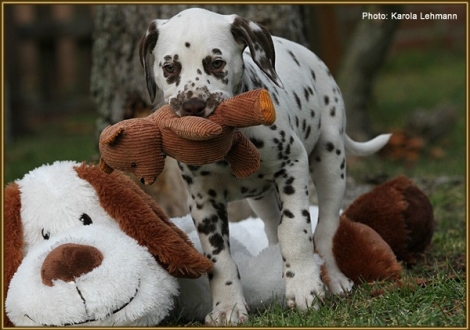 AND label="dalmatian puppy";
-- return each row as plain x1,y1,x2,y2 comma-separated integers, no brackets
139,8,390,325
